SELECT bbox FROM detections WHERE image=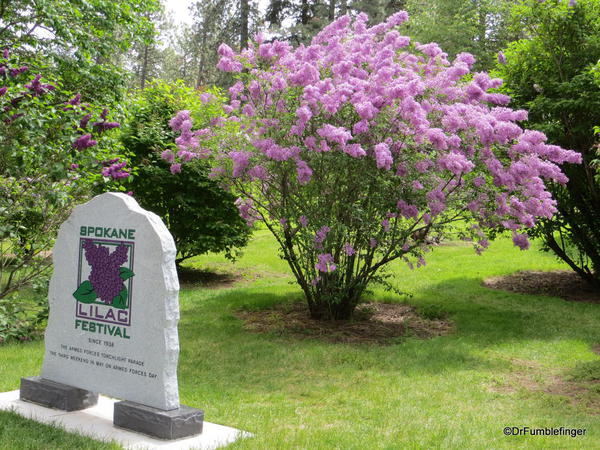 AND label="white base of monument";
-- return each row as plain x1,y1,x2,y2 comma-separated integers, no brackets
0,390,251,449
